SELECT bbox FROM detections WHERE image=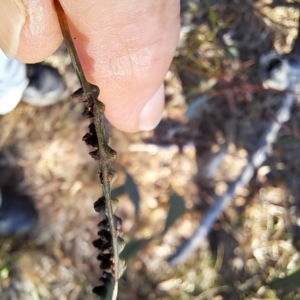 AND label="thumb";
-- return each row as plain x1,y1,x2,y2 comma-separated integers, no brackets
0,0,180,132
60,0,180,132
